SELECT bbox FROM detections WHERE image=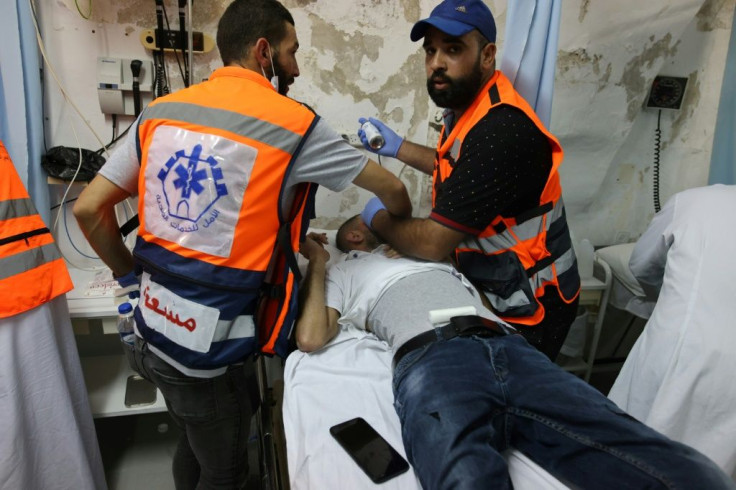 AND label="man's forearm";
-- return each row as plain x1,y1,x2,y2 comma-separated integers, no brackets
371,212,461,262
296,256,335,352
73,175,135,276
76,206,135,276
353,160,413,218
396,140,436,175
